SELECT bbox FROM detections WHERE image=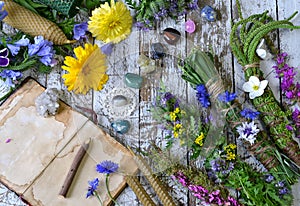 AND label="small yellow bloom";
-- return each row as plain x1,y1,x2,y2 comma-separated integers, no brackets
174,131,179,138
174,123,182,130
174,107,180,114
195,132,205,146
62,43,108,94
226,151,236,161
170,112,176,121
88,0,133,43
